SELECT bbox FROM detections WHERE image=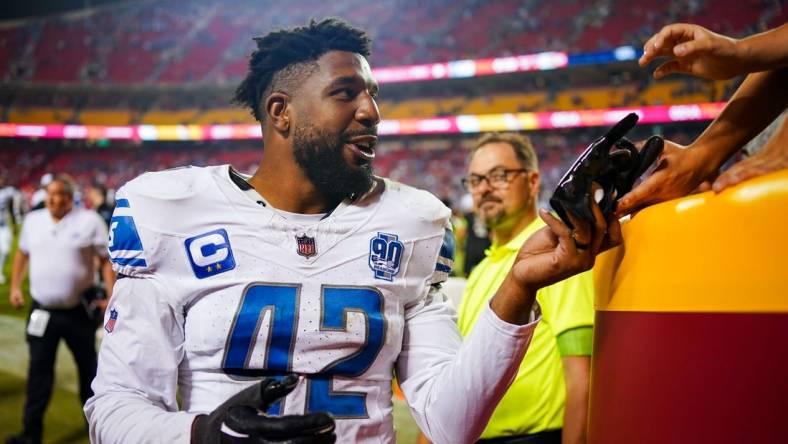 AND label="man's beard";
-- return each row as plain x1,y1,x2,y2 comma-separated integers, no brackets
479,192,534,230
292,123,374,203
